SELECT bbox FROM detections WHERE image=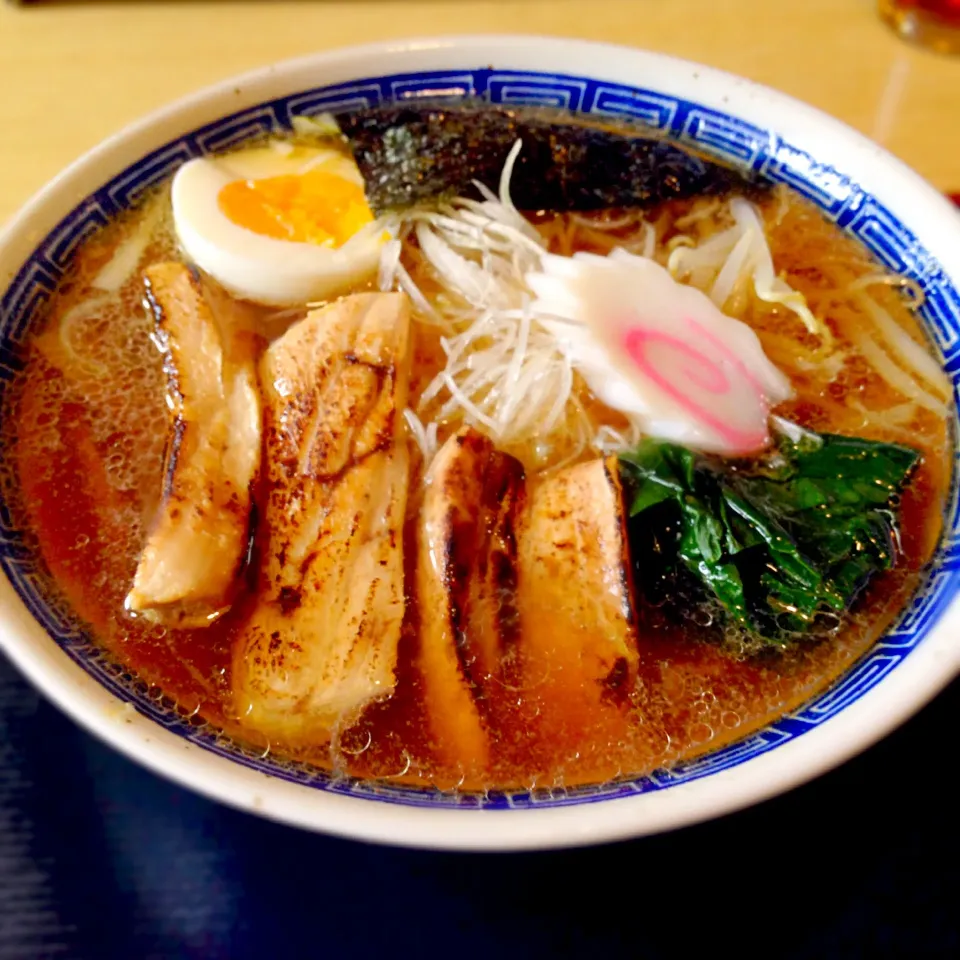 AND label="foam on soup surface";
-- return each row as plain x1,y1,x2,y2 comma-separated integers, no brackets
3,107,951,791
